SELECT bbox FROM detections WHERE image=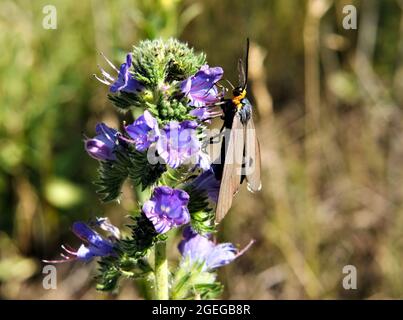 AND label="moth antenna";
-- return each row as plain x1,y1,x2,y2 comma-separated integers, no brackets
224,79,235,89
241,38,250,91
